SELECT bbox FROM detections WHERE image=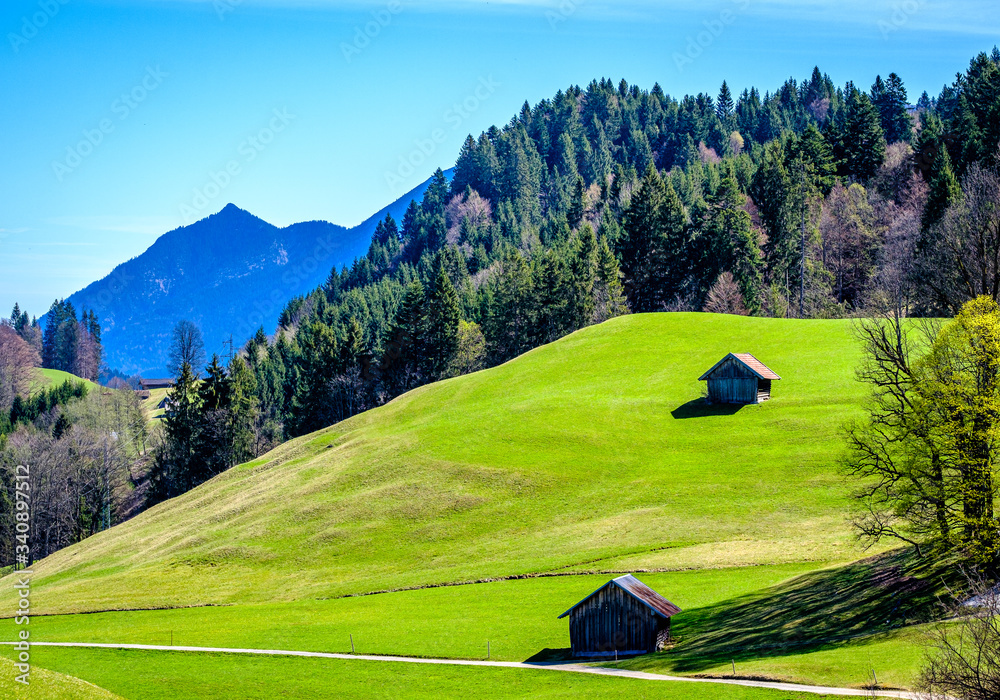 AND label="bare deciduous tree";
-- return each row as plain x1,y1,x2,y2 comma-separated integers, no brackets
917,163,1000,314
920,573,1000,699
167,320,206,378
0,324,40,413
703,272,748,315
